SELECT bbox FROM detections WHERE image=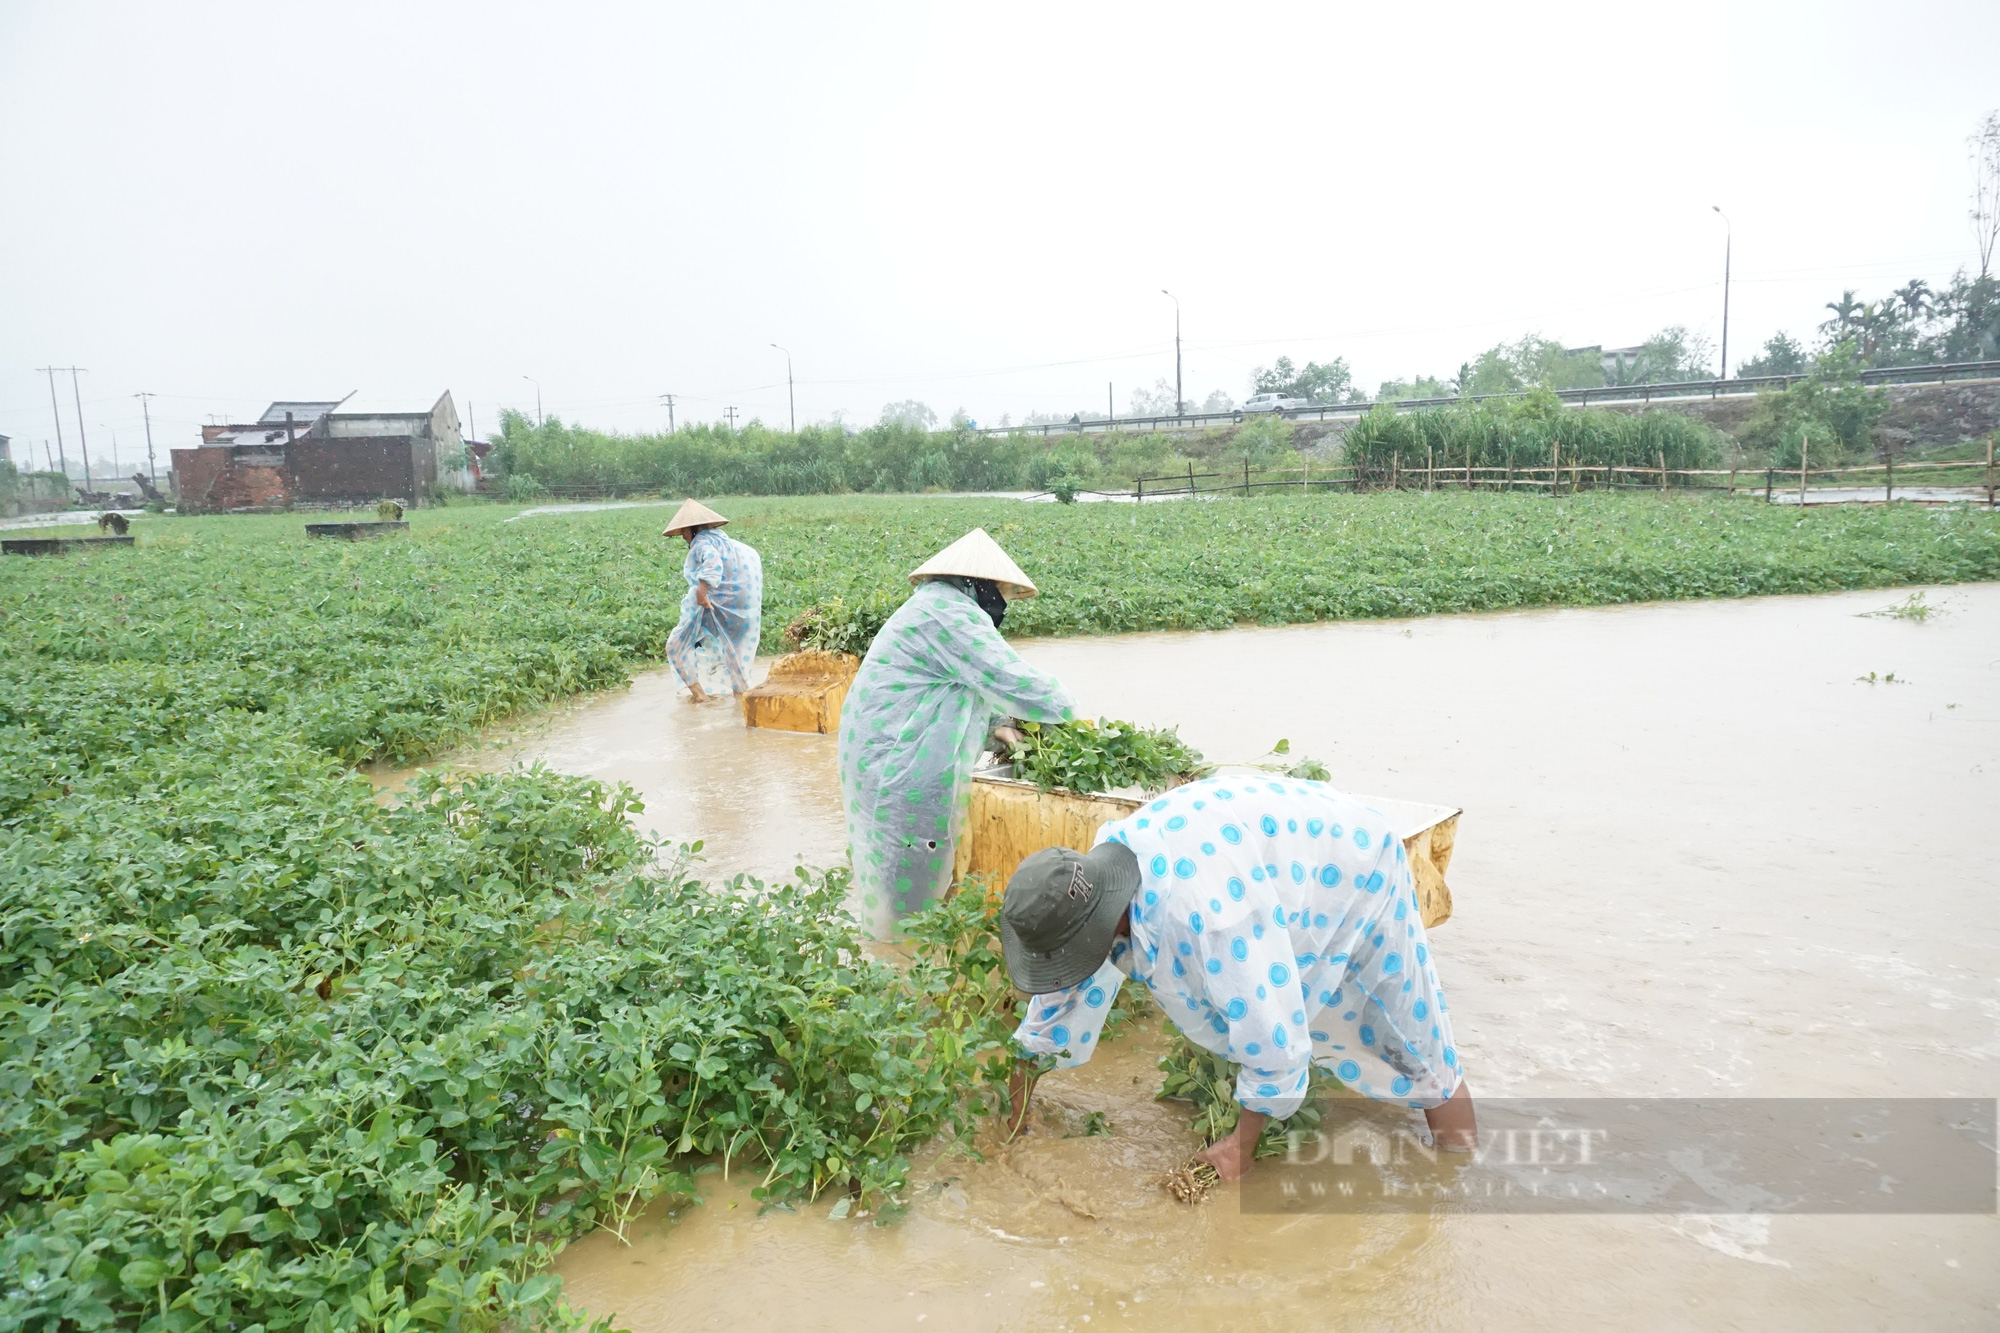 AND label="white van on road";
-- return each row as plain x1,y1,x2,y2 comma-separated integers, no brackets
1241,393,1309,413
